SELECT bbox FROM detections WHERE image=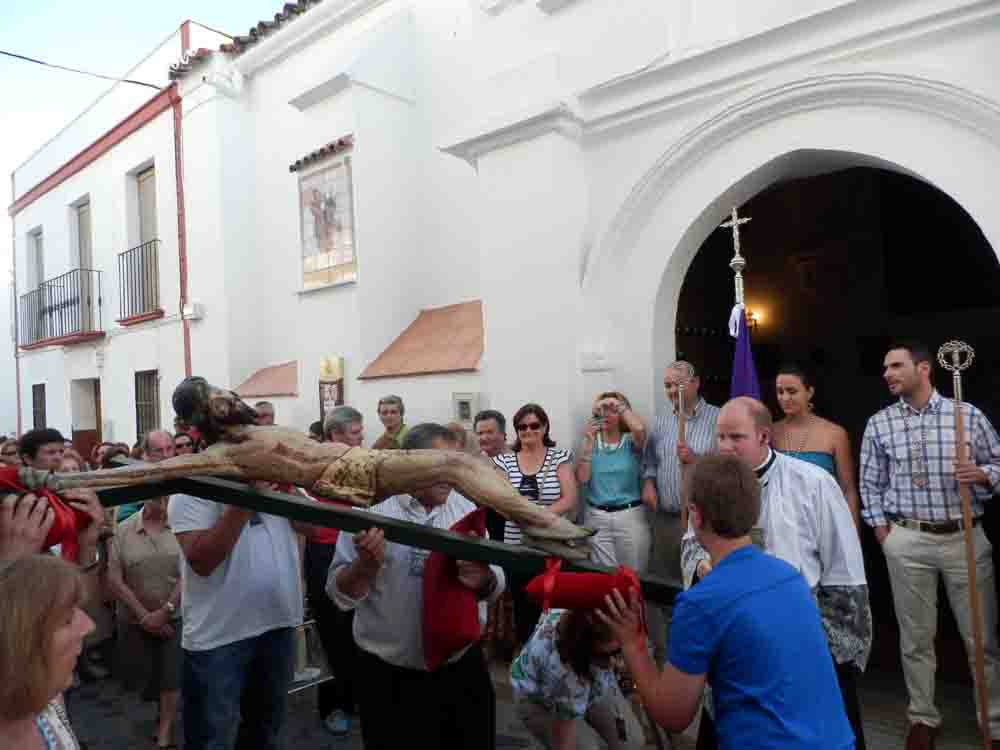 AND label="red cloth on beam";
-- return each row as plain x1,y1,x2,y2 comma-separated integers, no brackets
0,465,90,561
